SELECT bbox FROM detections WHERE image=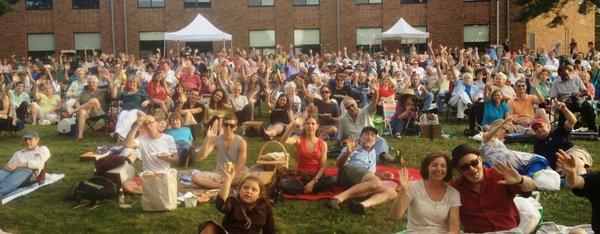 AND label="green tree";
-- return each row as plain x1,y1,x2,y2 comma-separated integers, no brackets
0,0,20,17
516,0,598,27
